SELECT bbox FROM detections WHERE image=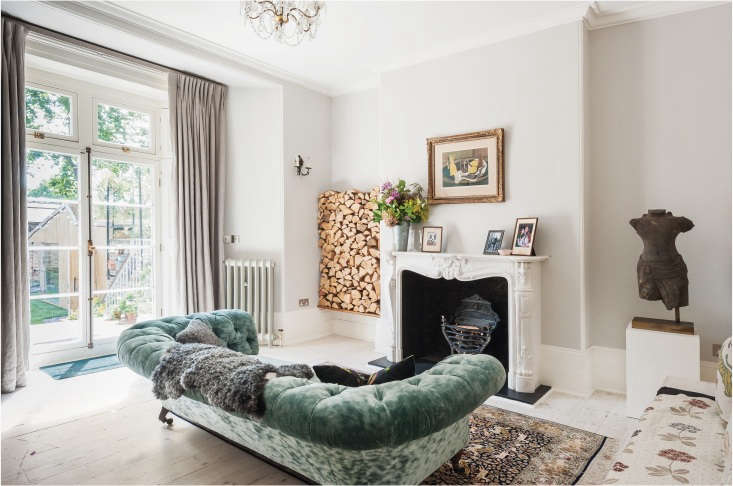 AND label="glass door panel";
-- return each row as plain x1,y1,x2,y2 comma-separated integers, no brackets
90,158,155,338
26,149,83,348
